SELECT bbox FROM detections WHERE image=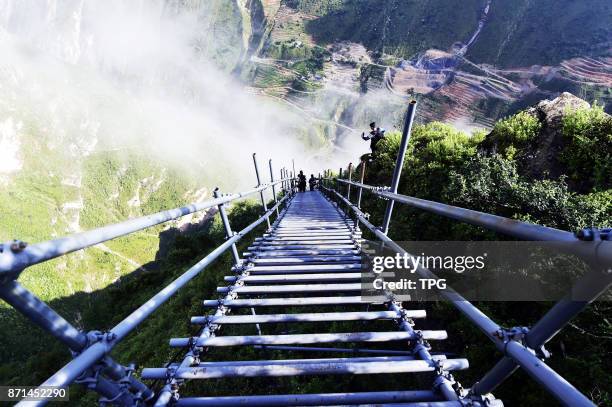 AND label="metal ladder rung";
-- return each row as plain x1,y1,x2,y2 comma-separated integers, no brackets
217,283,364,294
244,249,361,257
143,358,467,379
268,231,361,236
252,240,356,245
248,244,358,251
248,264,363,272
223,272,387,284
190,311,410,324
203,296,386,308
170,330,448,347
256,236,355,242
167,389,445,406
249,256,361,264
